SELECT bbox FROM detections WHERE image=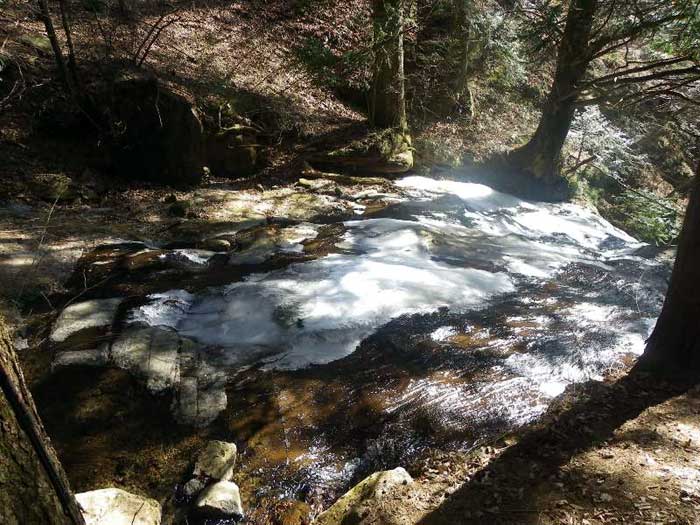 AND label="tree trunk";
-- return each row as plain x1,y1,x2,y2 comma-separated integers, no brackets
0,315,85,525
509,0,598,187
37,0,72,92
639,163,700,373
452,0,471,96
370,0,408,132
57,0,80,89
